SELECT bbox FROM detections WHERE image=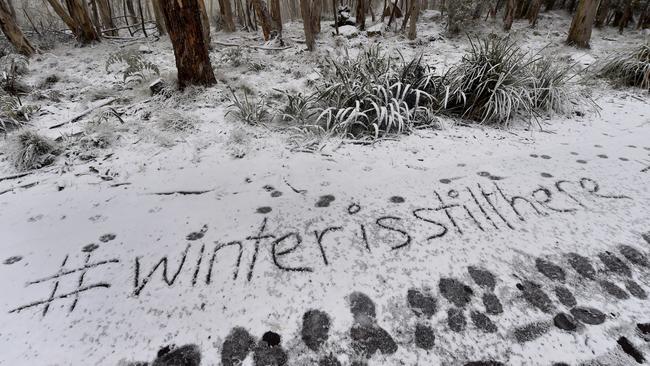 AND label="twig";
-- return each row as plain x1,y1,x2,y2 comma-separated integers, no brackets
0,181,39,195
213,41,292,51
0,171,33,182
49,98,117,129
283,178,307,194
148,189,214,196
